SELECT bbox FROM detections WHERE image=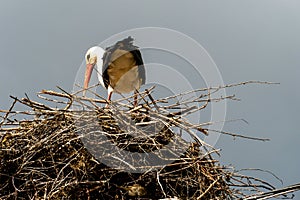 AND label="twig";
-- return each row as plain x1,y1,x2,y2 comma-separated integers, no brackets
0,98,17,126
